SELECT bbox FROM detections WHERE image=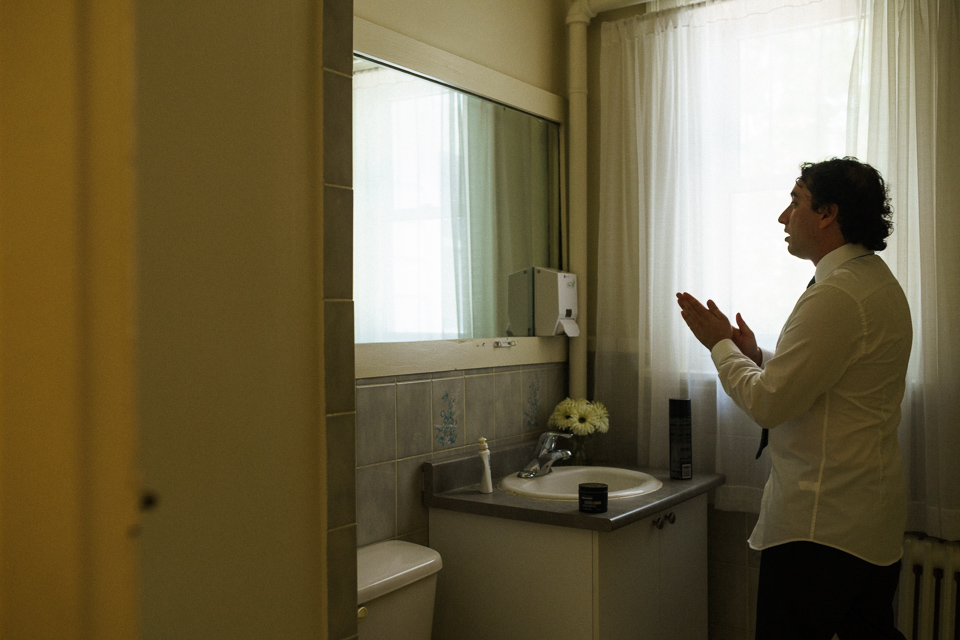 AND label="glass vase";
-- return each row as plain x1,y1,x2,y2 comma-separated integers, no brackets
569,434,593,466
